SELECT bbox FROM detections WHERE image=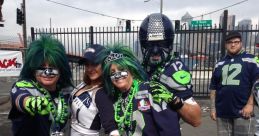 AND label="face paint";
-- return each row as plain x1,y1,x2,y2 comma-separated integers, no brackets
110,71,128,81
35,67,59,77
